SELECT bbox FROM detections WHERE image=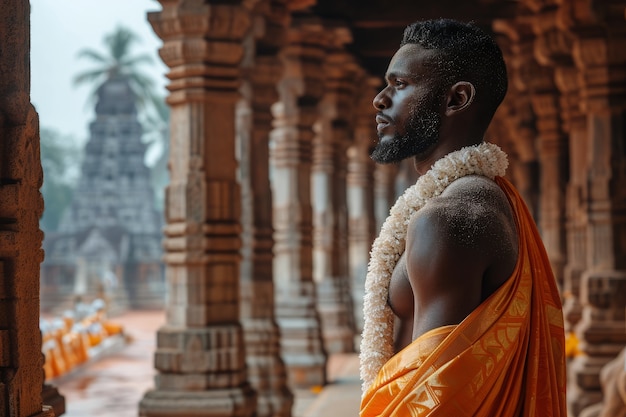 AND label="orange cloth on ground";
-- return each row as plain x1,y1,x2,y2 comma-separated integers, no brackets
360,177,567,417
